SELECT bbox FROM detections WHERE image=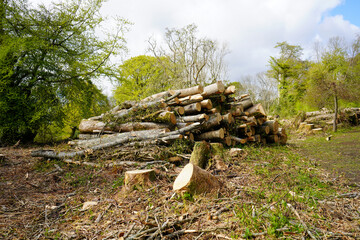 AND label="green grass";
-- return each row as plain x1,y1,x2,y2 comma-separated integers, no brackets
295,125,360,183
229,144,341,238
